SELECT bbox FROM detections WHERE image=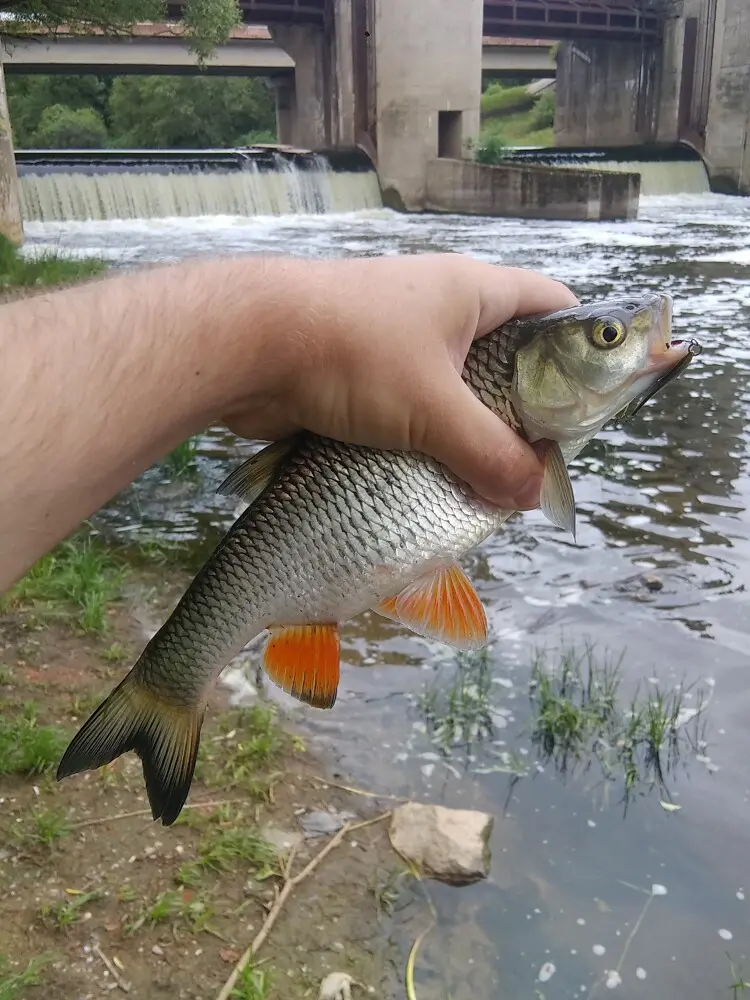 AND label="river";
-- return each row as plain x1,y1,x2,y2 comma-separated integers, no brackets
25,193,750,998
